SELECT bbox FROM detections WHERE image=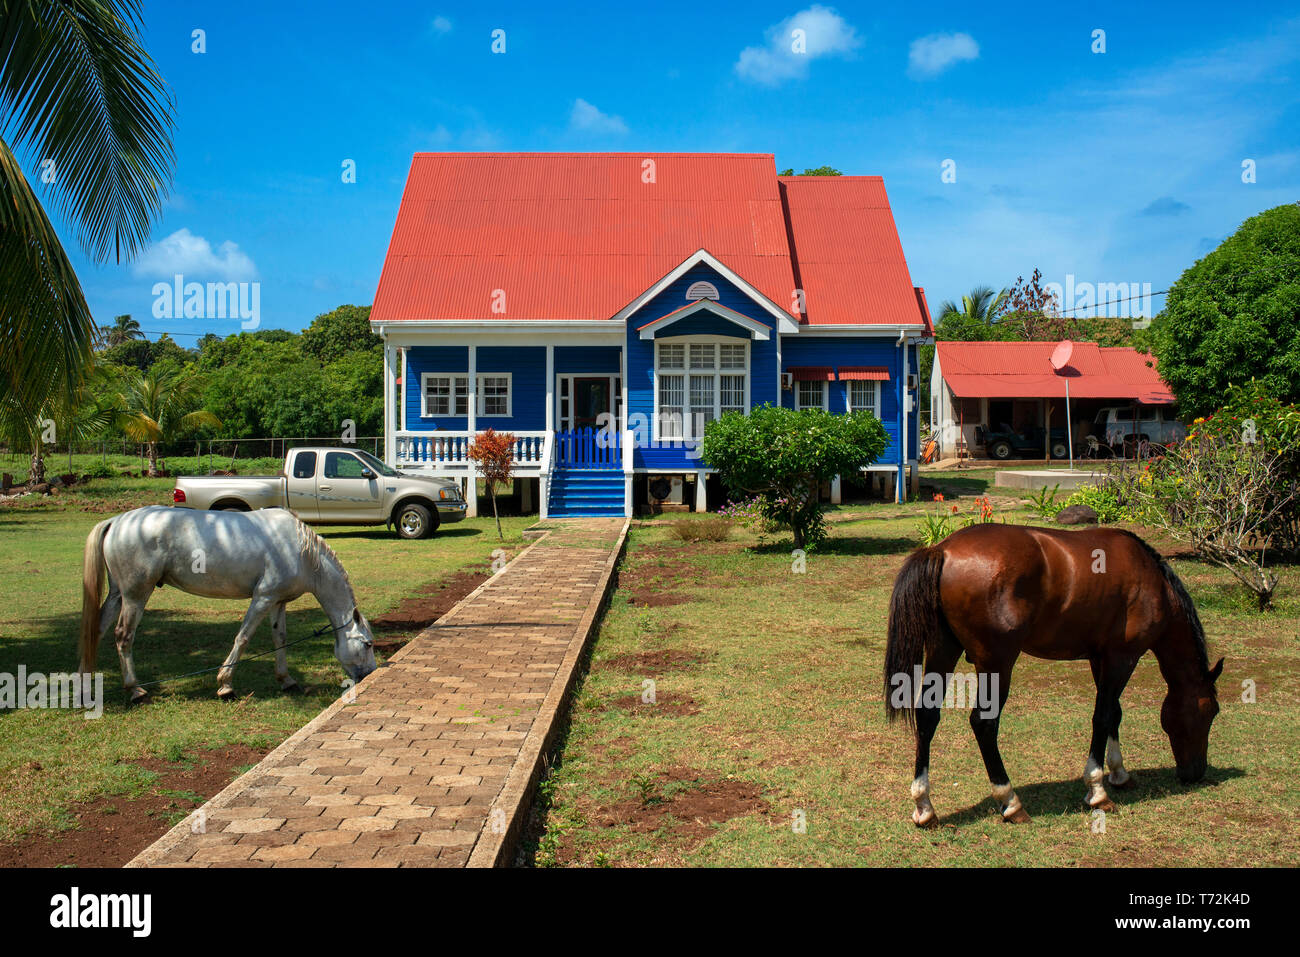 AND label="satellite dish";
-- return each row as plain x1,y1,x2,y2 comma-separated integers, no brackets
1050,340,1074,372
